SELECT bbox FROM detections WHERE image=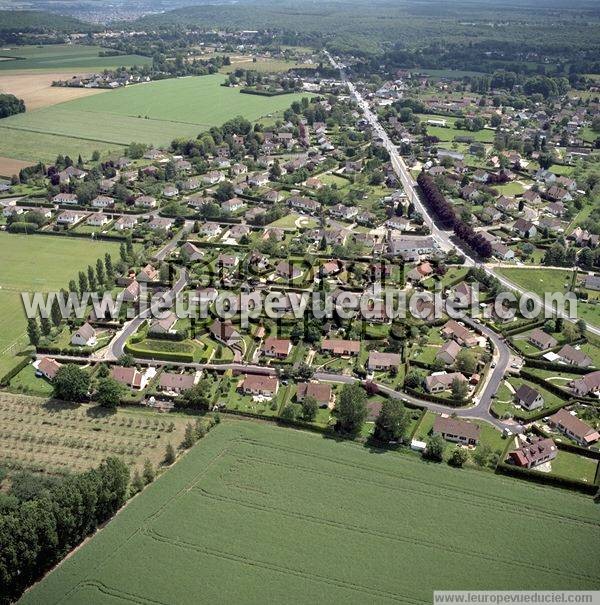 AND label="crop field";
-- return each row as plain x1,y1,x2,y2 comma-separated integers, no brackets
0,156,35,177
0,74,311,161
0,233,121,376
22,420,600,604
0,44,151,72
0,71,108,110
0,391,191,476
